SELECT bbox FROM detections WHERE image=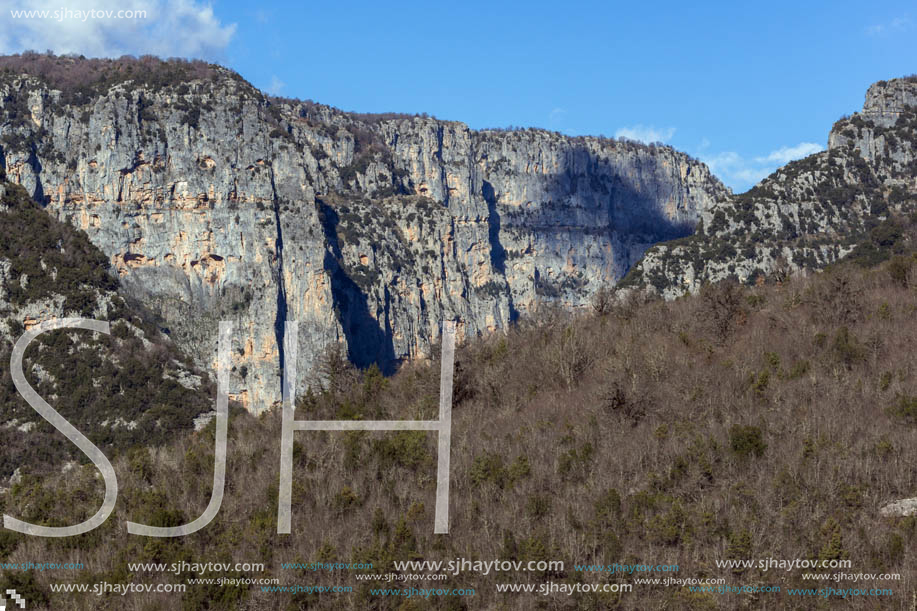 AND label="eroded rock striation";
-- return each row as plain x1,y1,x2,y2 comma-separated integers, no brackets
0,55,727,410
